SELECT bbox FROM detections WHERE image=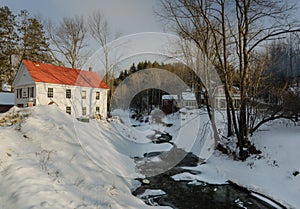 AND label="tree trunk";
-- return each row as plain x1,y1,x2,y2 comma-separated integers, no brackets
226,100,233,137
